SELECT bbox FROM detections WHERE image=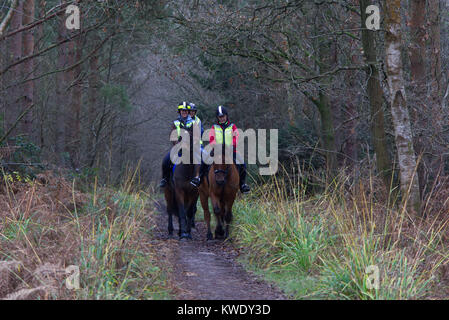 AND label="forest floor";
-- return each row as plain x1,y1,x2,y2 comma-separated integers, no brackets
152,200,287,300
